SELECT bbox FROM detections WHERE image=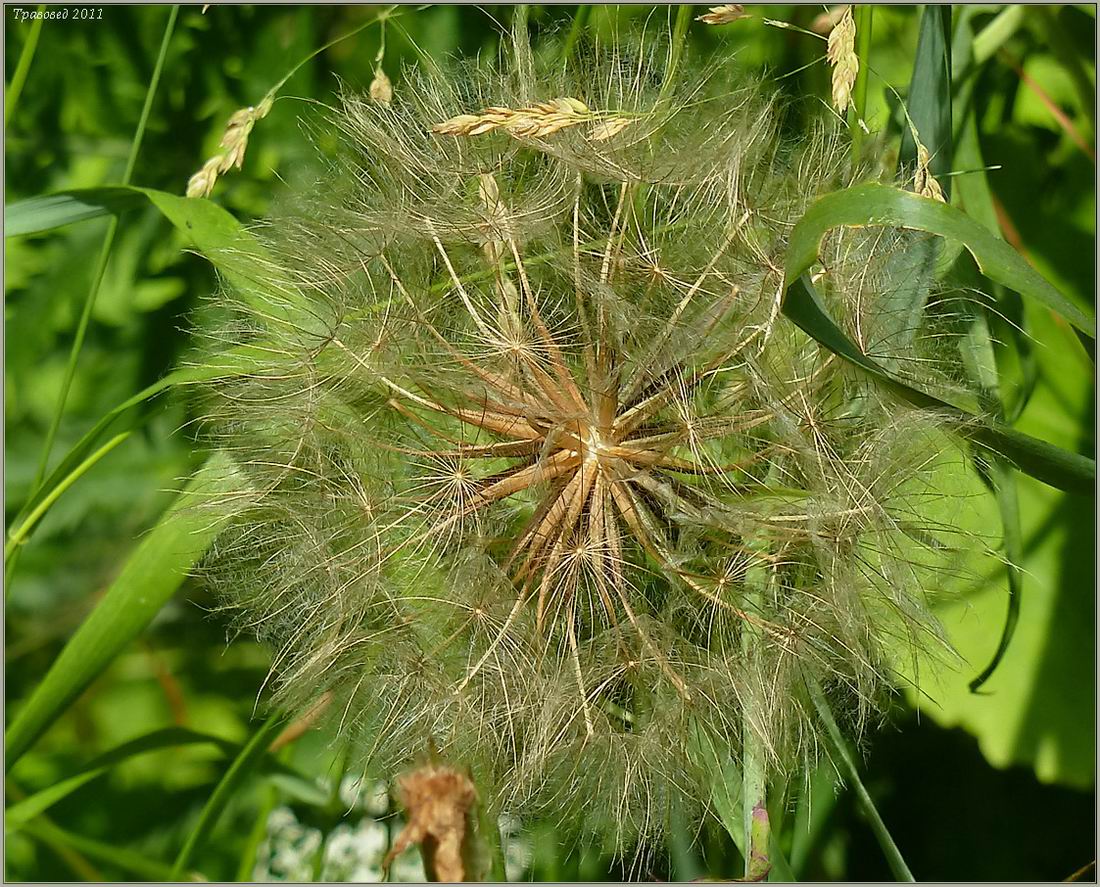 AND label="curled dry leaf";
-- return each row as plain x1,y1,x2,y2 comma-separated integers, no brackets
384,763,481,882
696,4,748,25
